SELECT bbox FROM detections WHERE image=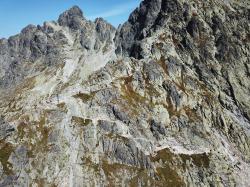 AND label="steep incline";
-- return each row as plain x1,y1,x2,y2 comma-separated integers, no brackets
0,0,250,186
